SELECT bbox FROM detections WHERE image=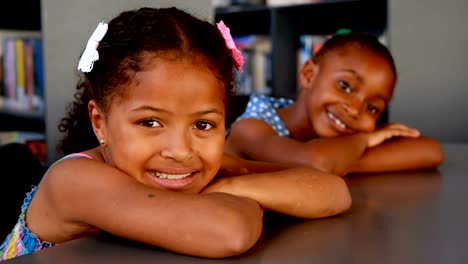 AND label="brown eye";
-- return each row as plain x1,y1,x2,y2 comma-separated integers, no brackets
139,119,161,128
338,80,352,94
367,105,380,115
194,121,213,131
